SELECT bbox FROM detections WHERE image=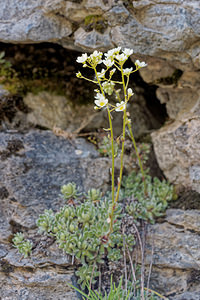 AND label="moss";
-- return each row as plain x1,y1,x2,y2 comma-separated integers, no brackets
84,15,108,33
0,64,21,95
